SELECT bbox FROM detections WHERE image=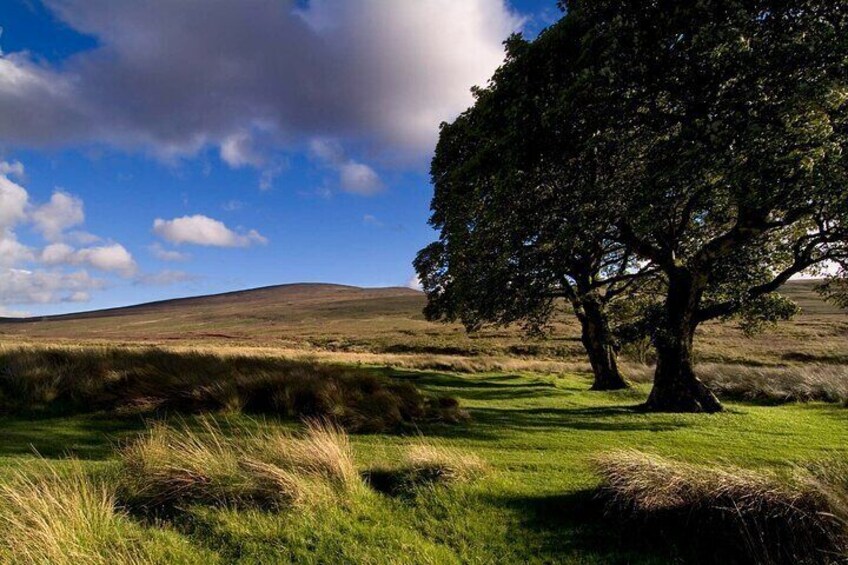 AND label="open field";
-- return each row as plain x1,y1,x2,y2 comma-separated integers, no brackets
1,280,846,369
0,280,846,563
